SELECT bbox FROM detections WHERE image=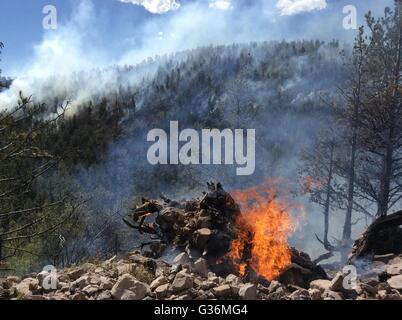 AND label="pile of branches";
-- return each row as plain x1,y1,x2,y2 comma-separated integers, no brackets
124,183,241,263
